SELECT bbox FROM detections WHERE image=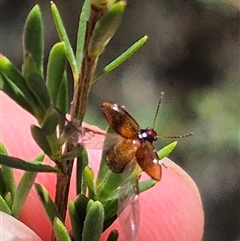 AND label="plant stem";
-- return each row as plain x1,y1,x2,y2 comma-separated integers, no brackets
54,4,105,230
